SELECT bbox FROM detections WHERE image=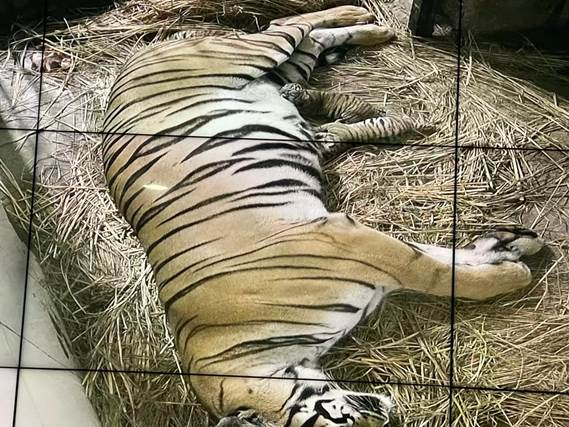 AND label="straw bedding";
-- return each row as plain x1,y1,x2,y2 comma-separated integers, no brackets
2,0,569,425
